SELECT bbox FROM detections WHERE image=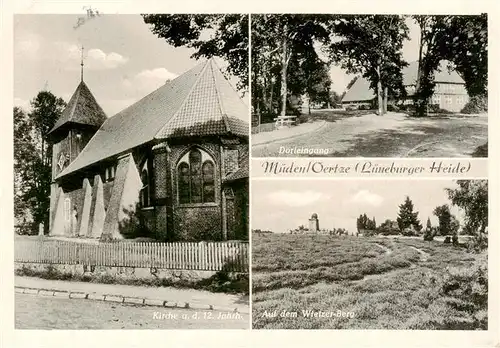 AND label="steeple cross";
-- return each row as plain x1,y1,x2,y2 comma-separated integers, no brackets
80,44,84,82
